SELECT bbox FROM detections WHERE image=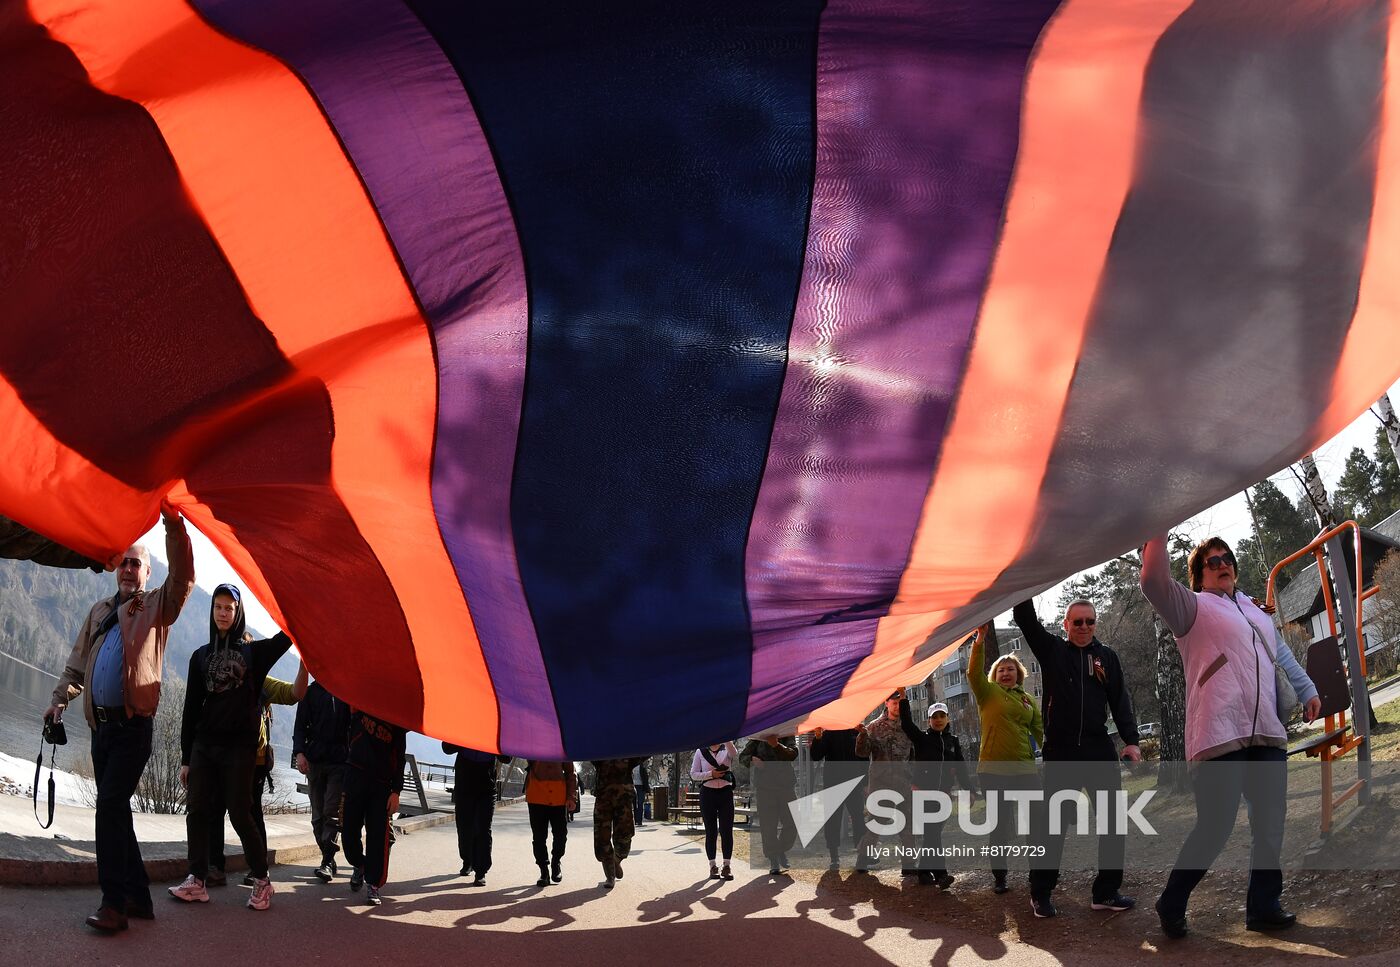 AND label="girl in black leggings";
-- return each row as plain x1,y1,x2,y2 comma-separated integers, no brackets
690,741,739,879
